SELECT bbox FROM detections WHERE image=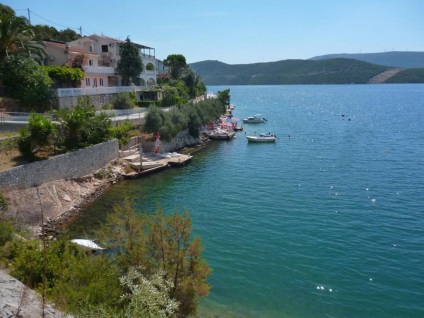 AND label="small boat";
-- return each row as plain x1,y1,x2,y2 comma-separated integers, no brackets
208,128,236,140
246,133,277,142
242,114,267,123
71,239,104,251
